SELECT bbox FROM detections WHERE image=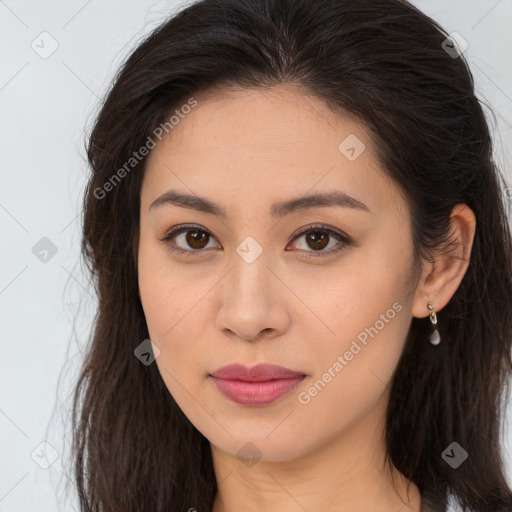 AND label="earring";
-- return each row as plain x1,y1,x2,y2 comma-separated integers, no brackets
427,301,441,345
